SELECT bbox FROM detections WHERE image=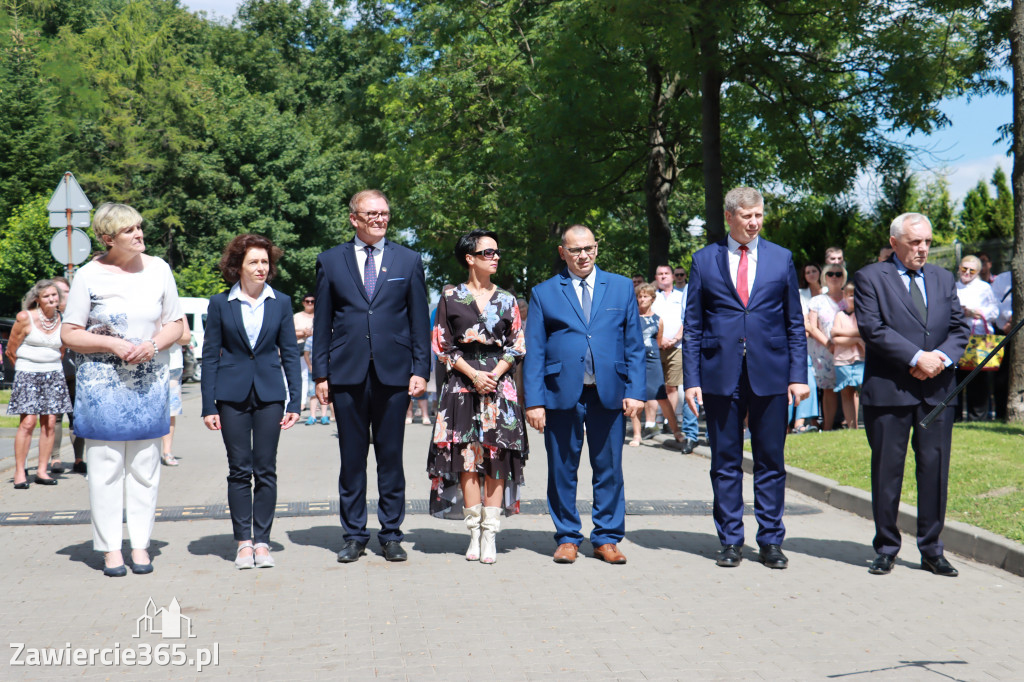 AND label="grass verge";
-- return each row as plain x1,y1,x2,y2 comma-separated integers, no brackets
782,422,1024,544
